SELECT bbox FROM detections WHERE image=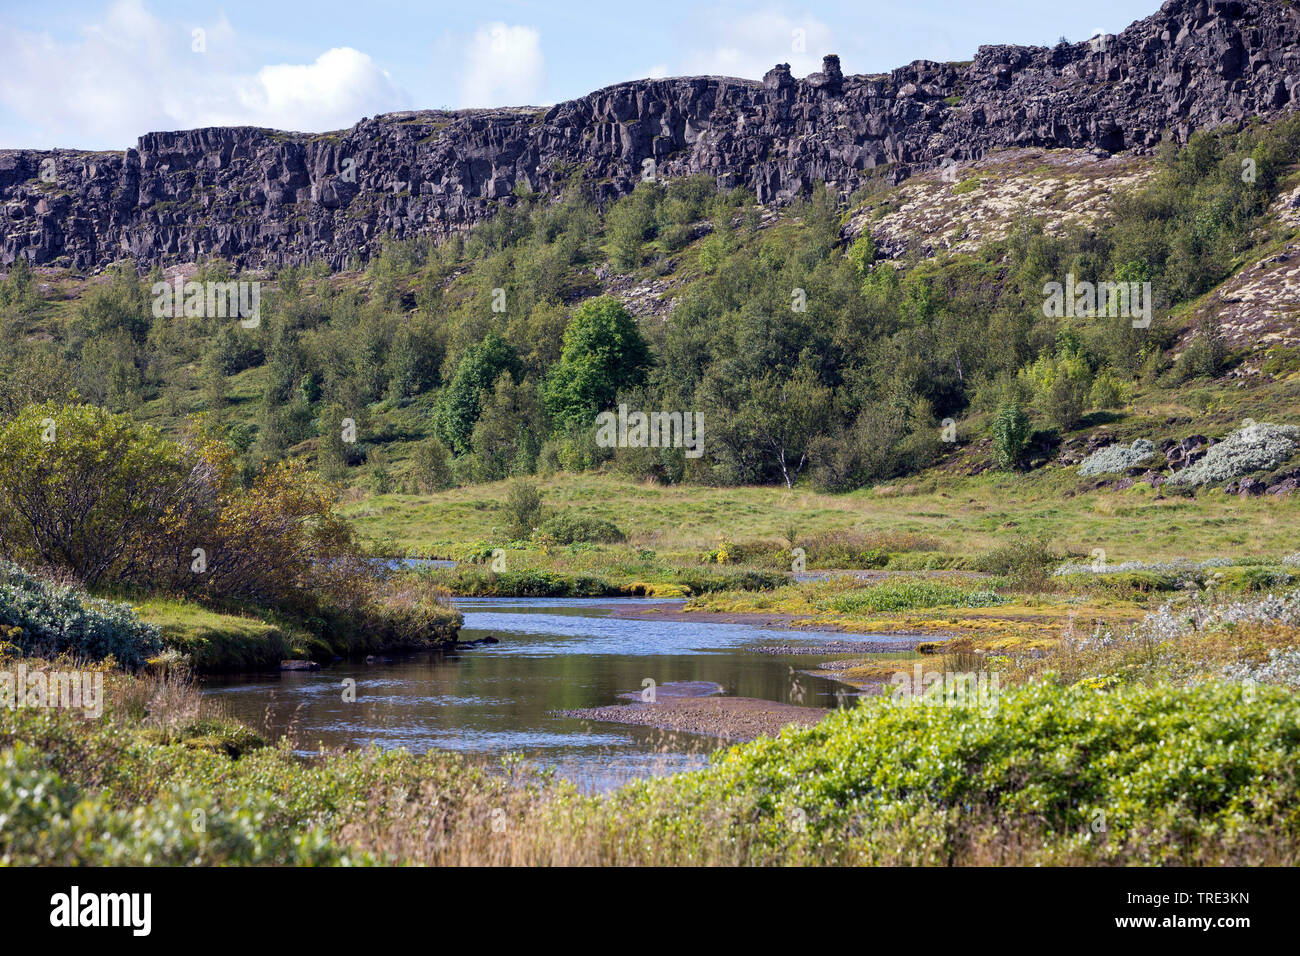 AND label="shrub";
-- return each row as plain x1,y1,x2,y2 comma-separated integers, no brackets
623,680,1300,862
828,579,1007,614
502,480,544,540
370,462,394,494
1020,344,1092,432
1222,648,1300,689
536,513,625,544
1175,313,1228,380
0,743,343,865
1262,346,1300,377
1052,556,1230,578
803,530,939,566
1088,371,1126,409
345,574,461,650
1167,421,1300,487
412,437,454,491
991,402,1031,470
973,540,1061,583
1077,438,1154,476
0,560,161,667
677,569,786,593
0,403,195,585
